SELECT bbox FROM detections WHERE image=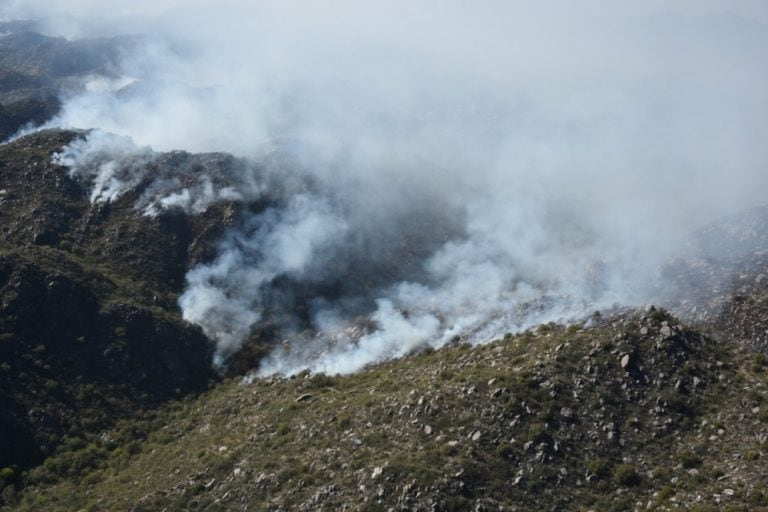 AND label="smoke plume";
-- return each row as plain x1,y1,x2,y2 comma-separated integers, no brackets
4,1,768,374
